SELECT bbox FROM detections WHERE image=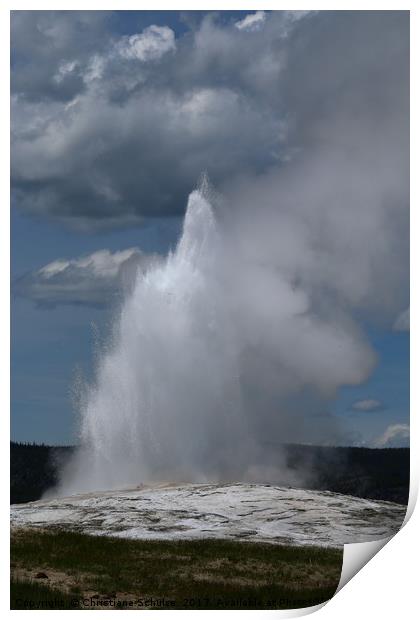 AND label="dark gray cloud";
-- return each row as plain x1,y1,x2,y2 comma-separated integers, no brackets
11,11,112,102
11,10,409,239
10,10,320,229
13,248,161,308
